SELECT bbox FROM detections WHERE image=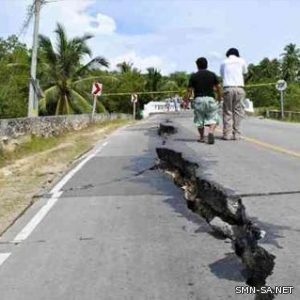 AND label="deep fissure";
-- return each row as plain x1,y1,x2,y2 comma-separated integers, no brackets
155,143,277,299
